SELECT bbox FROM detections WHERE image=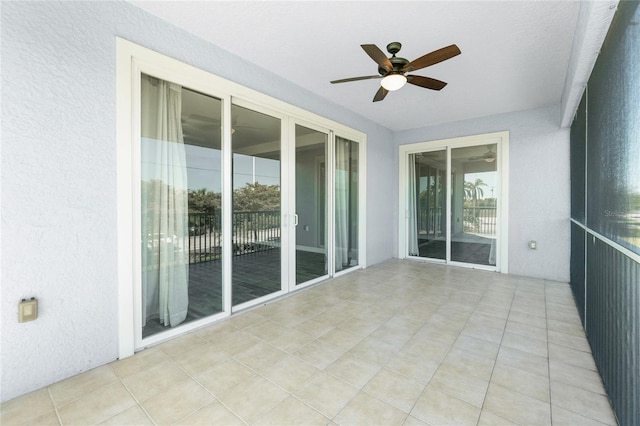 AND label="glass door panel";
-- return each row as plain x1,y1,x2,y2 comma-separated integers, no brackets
408,150,446,259
141,74,223,339
295,125,328,284
335,137,359,271
231,104,282,305
450,144,498,265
